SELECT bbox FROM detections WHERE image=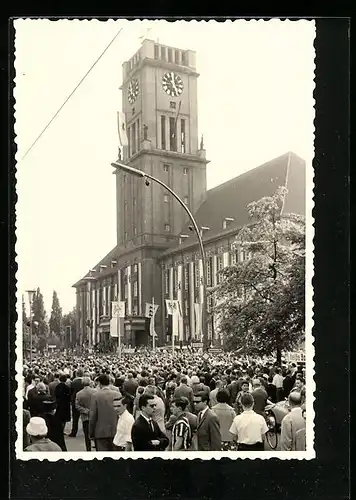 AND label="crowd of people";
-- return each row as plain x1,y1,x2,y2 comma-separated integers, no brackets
22,349,307,453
